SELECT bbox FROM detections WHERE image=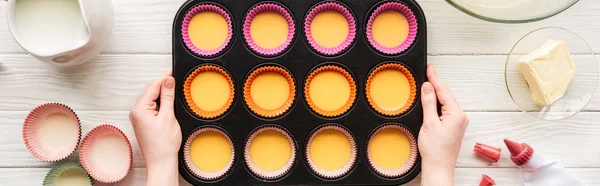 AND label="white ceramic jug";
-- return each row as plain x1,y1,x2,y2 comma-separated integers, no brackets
5,0,113,66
